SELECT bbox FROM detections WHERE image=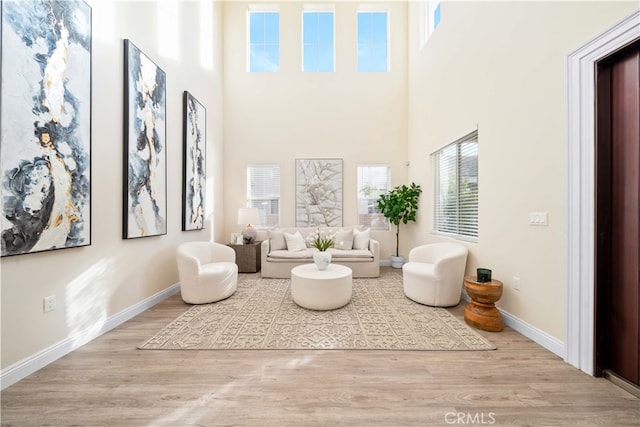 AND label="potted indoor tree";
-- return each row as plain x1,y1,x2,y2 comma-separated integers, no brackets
376,182,422,268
